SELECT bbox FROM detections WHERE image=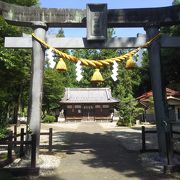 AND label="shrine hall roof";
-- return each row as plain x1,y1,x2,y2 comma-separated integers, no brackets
60,88,119,104
136,88,180,102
